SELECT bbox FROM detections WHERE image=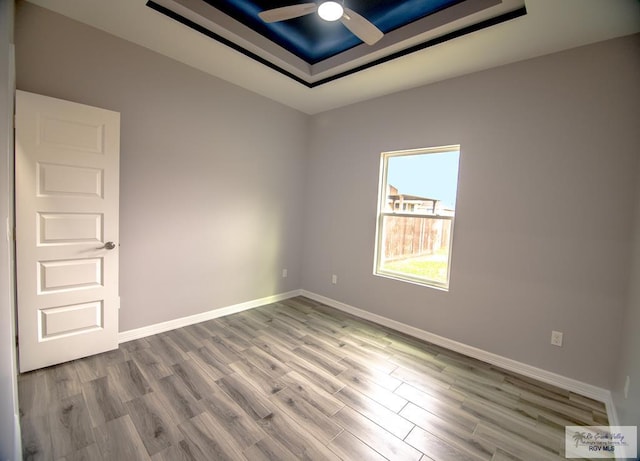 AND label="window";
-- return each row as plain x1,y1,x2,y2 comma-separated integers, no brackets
374,145,460,290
